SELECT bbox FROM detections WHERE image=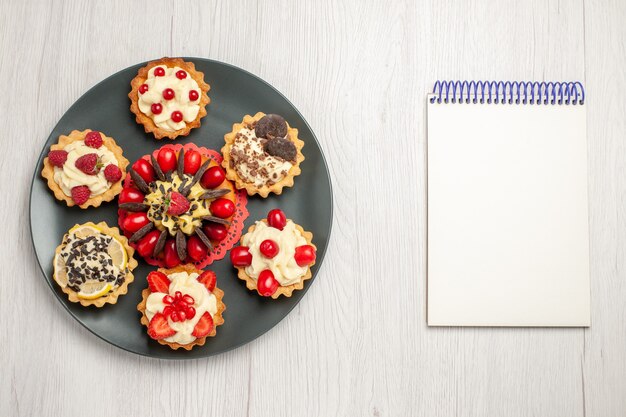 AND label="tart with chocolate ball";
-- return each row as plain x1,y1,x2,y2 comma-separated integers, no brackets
230,209,316,298
118,143,248,269
129,57,210,140
53,222,138,307
221,112,305,197
41,129,129,208
137,264,225,350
